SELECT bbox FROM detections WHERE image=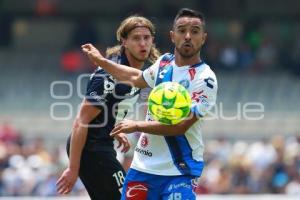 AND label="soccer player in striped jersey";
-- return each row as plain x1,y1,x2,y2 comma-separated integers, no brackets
56,16,160,200
82,8,217,200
